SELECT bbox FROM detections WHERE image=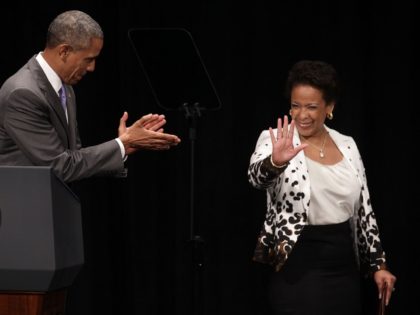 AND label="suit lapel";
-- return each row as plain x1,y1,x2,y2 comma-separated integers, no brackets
28,57,70,148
